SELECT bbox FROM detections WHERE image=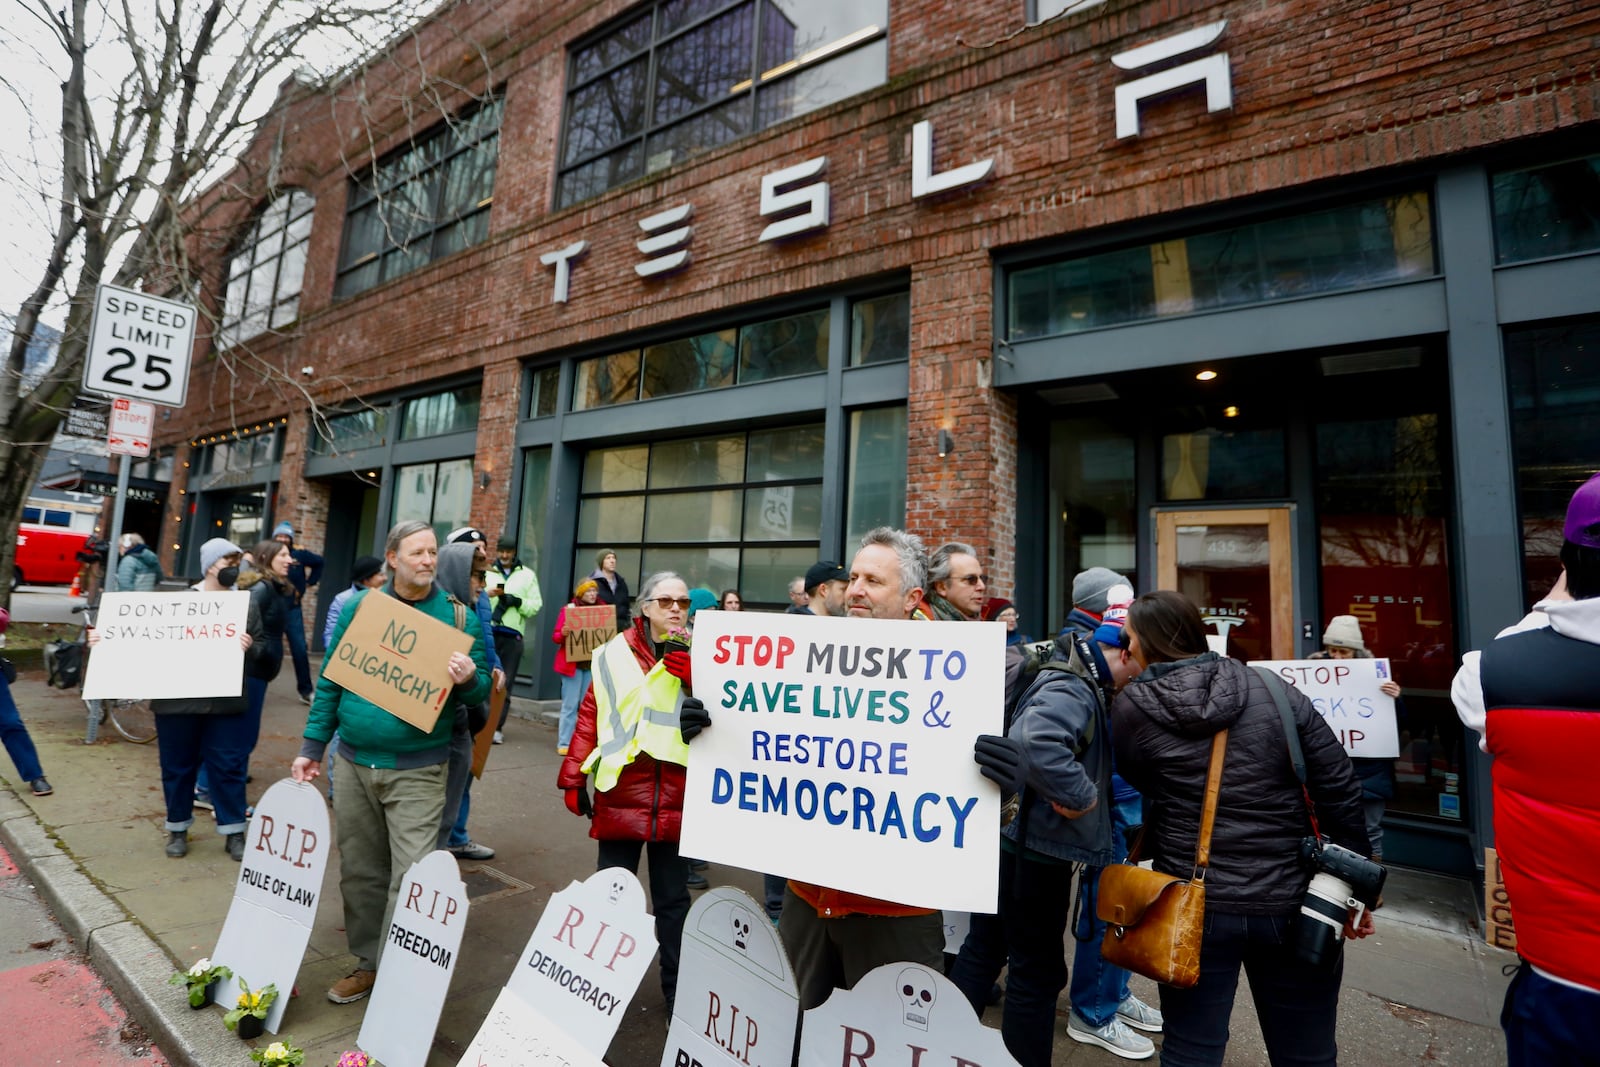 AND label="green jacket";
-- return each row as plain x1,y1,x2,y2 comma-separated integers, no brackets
303,583,490,769
486,560,542,636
